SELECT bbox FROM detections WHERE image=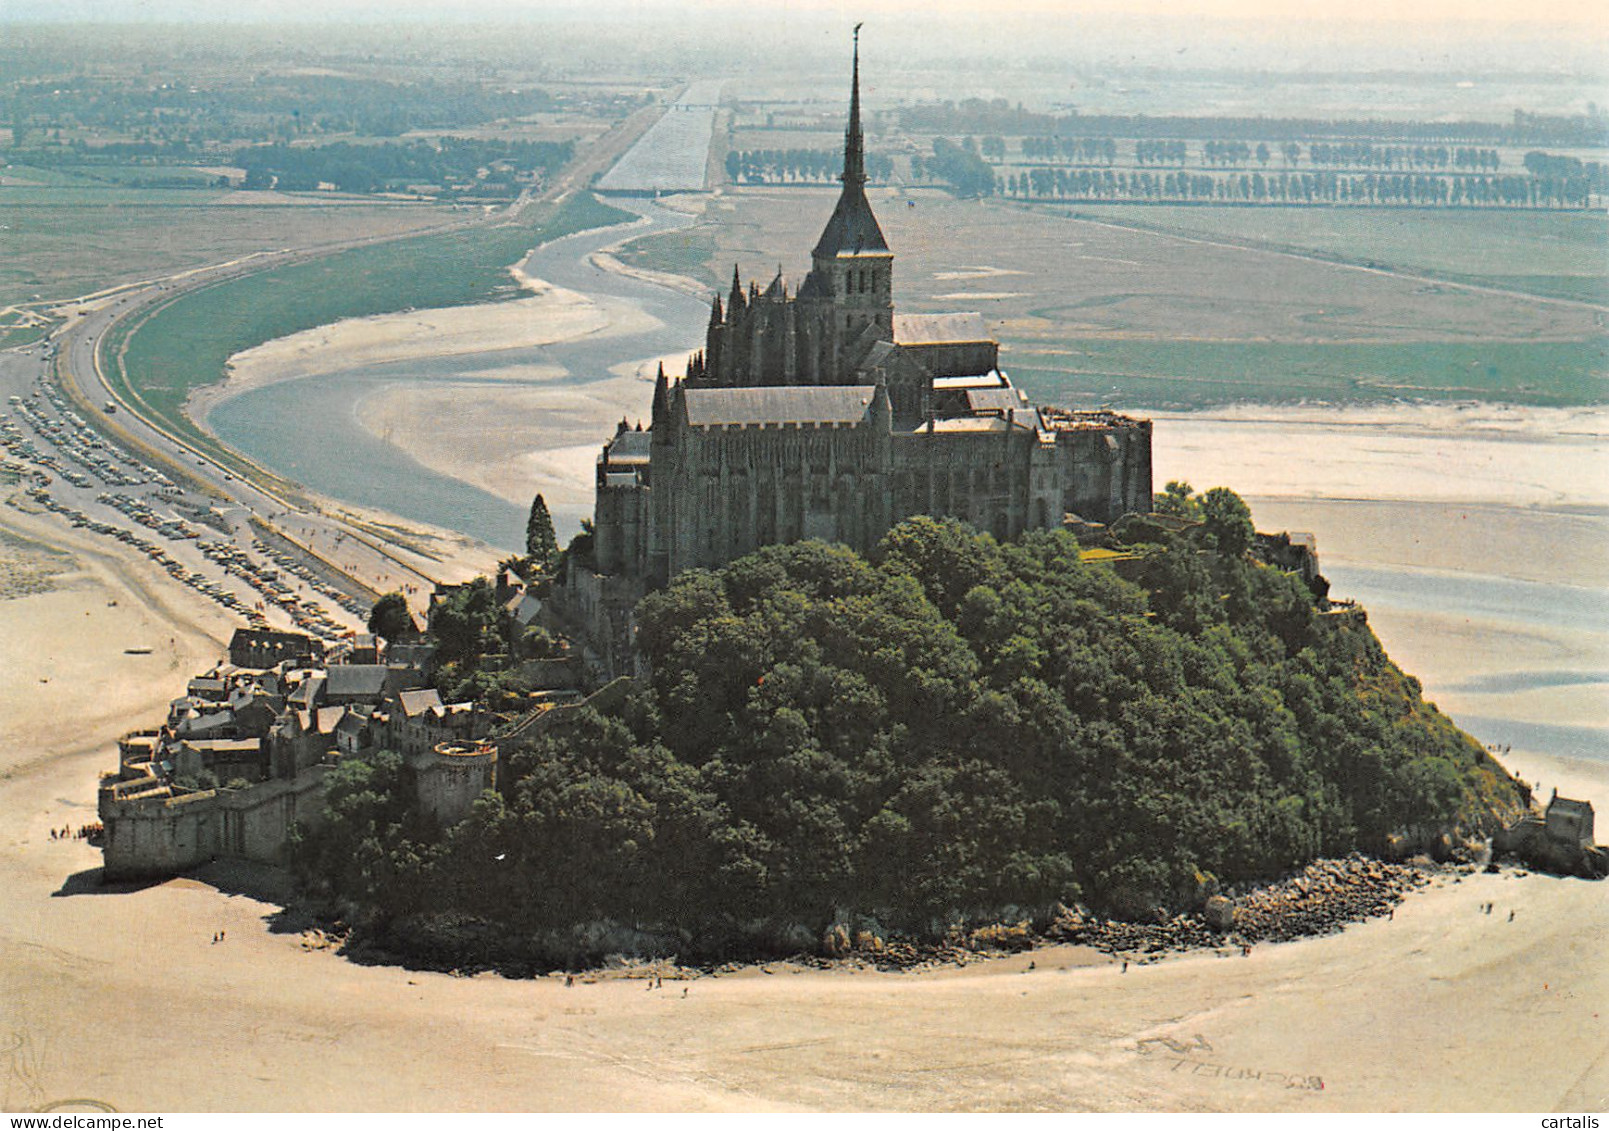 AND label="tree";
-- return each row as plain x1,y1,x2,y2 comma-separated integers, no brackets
300,512,1524,956
1200,486,1254,558
1154,480,1202,520
525,493,560,572
367,591,414,641
428,578,501,667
